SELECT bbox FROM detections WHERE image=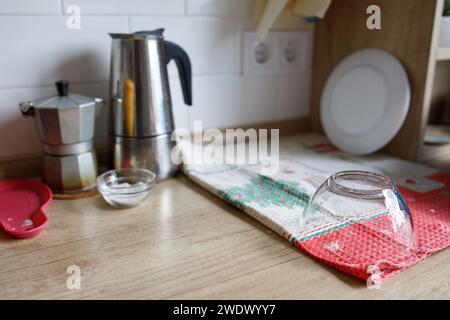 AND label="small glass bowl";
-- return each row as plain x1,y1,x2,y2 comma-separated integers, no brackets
97,168,156,208
295,171,417,273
